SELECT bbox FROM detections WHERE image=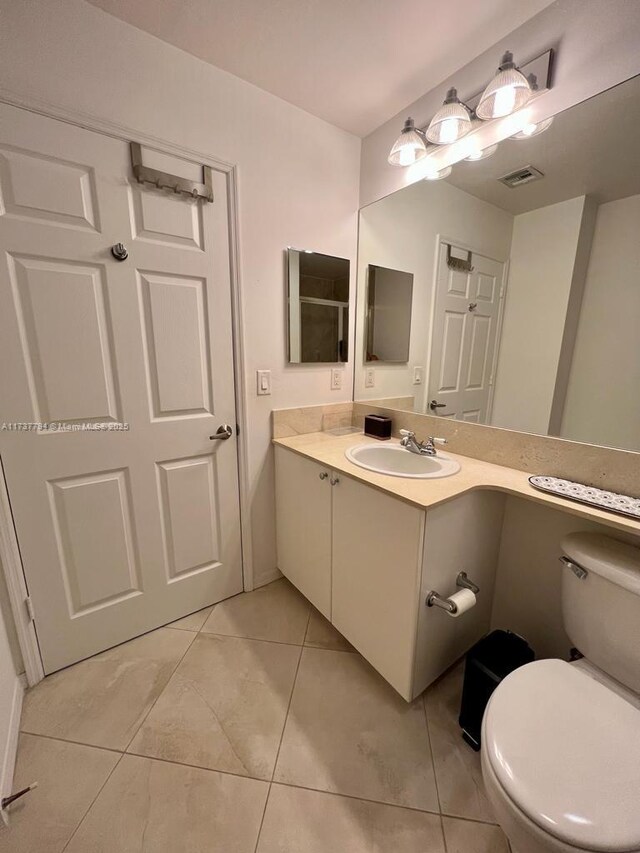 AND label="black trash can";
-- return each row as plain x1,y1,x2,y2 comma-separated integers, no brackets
458,629,534,751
